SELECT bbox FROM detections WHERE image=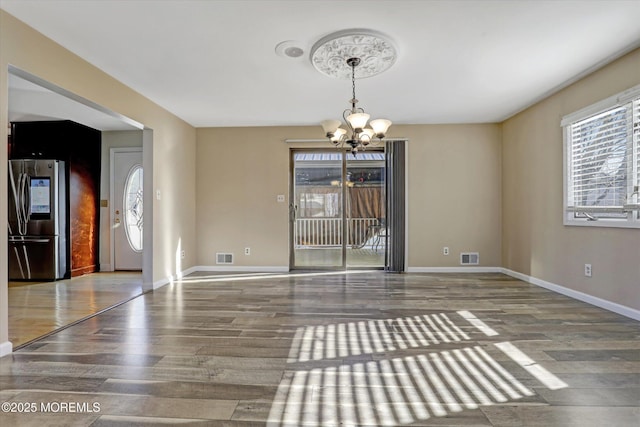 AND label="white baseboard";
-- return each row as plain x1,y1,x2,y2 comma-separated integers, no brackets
180,266,199,277
0,341,13,358
501,268,640,321
111,264,640,321
152,265,201,290
125,263,640,321
152,276,170,289
407,266,503,273
407,266,639,321
193,265,290,273
152,266,288,289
